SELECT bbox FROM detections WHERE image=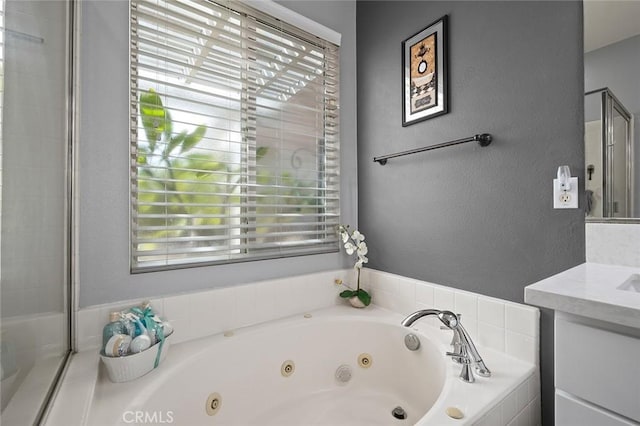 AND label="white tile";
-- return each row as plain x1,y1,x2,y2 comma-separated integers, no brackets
528,373,540,400
433,287,455,311
516,380,530,413
253,281,278,324
77,335,100,352
373,289,394,311
502,390,519,424
362,269,382,291
476,404,501,426
377,272,399,294
454,291,478,322
505,303,538,337
148,298,165,317
505,331,537,364
163,293,191,322
478,298,505,328
530,397,541,426
163,318,191,344
234,284,259,328
210,287,237,332
478,322,505,352
307,271,341,309
190,290,220,337
415,283,434,307
279,277,308,318
77,307,102,347
395,277,416,315
343,268,362,289
37,314,65,347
